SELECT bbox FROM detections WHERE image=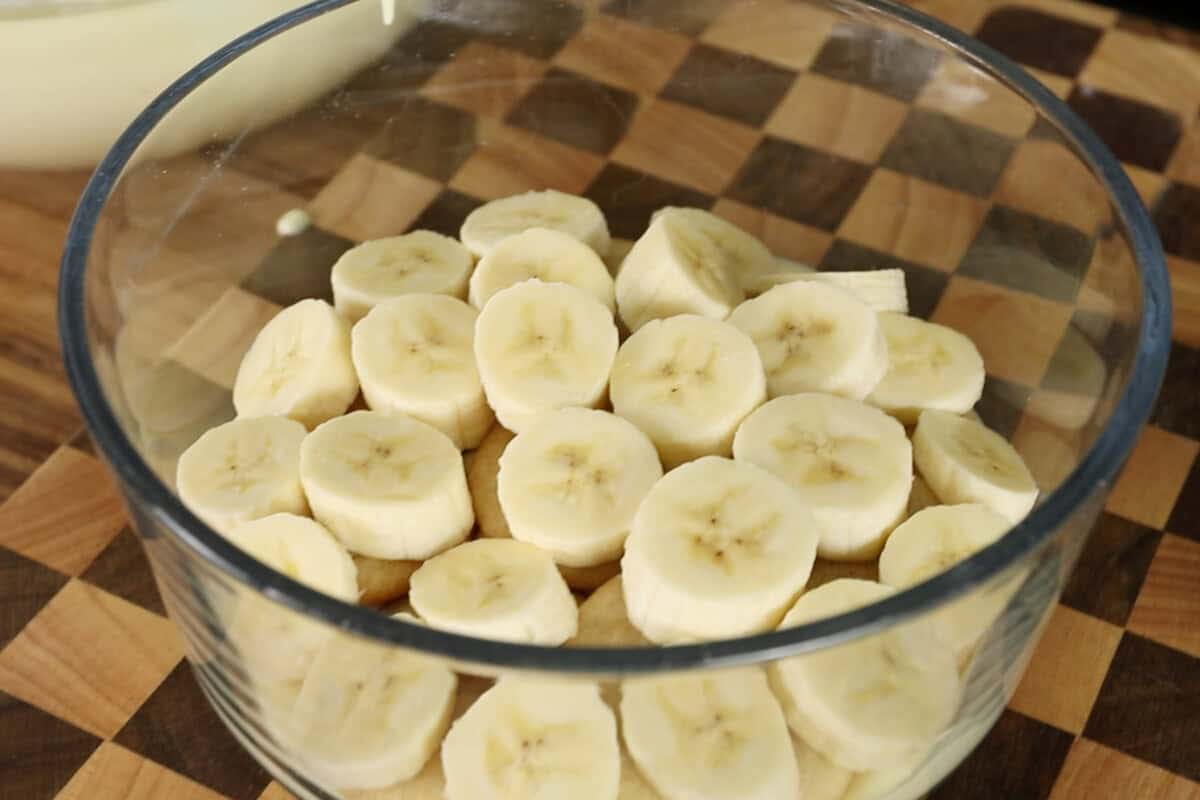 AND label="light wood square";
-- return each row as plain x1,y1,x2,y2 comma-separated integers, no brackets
1167,128,1200,188
55,742,226,800
1168,256,1200,350
837,168,989,271
917,59,1038,138
1009,604,1122,734
0,580,183,739
450,121,607,200
422,40,548,118
0,447,125,576
931,275,1072,387
994,138,1112,234
1106,425,1198,530
1079,29,1200,121
1129,534,1200,660
553,13,691,94
1025,66,1076,100
167,287,283,390
701,0,837,71
611,99,760,195
1050,739,1200,800
711,198,833,266
308,154,443,243
766,74,909,165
